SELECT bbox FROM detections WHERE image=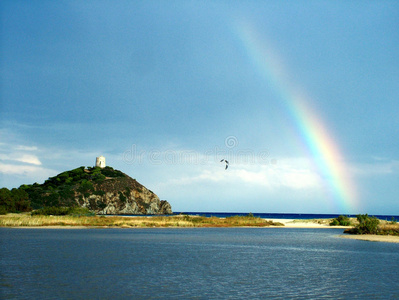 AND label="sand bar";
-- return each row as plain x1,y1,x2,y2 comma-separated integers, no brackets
267,219,350,229
339,234,399,243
